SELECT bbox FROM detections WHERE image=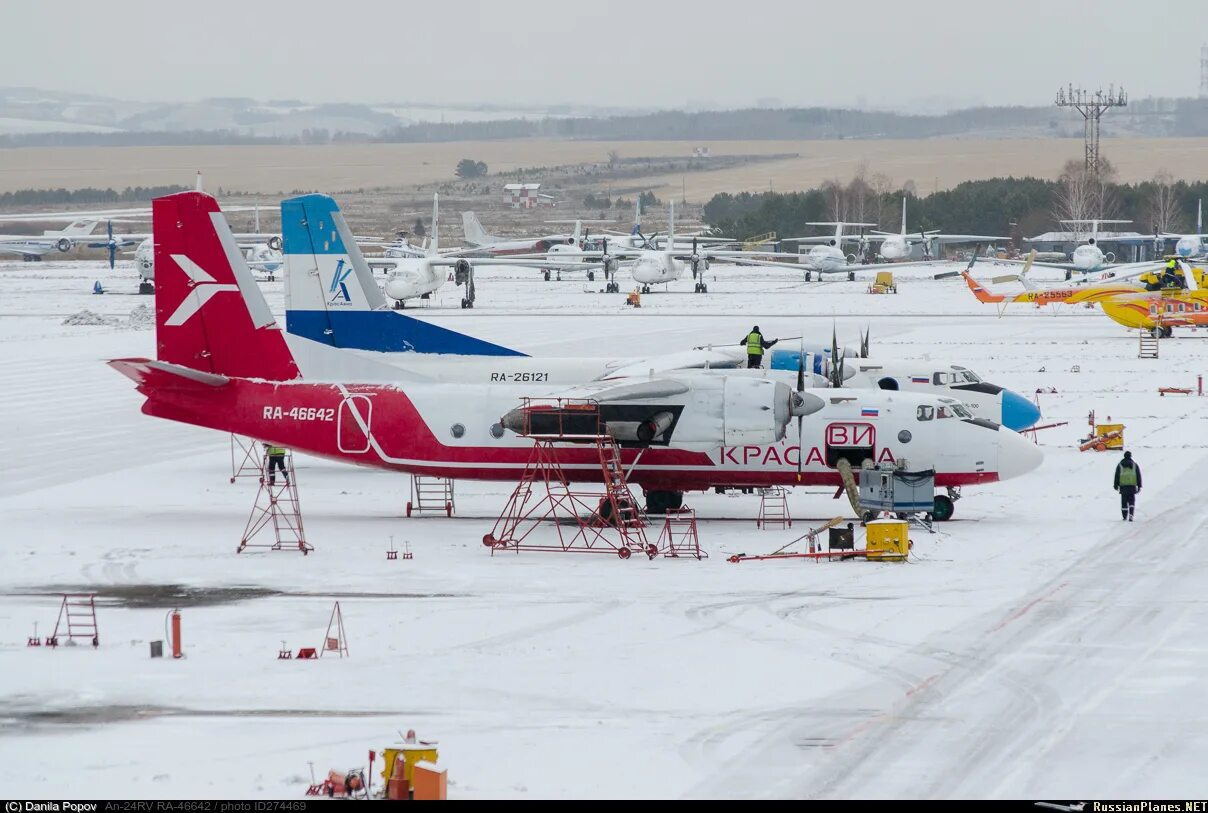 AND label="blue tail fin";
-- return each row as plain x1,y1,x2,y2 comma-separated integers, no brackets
281,194,525,357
